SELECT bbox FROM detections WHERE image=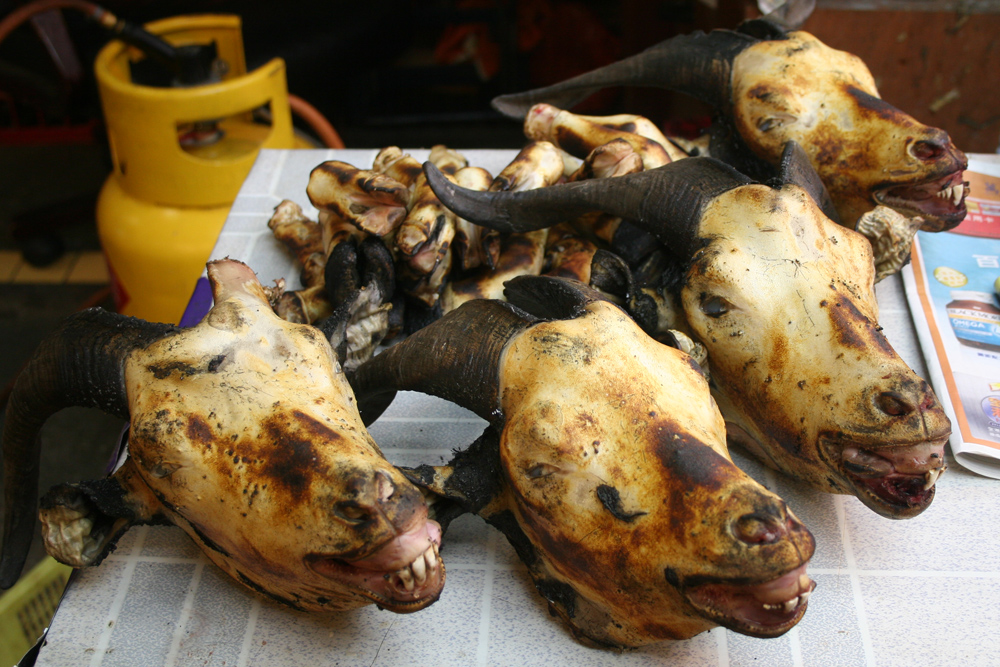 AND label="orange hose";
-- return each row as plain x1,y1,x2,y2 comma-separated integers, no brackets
0,0,115,45
288,93,344,149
